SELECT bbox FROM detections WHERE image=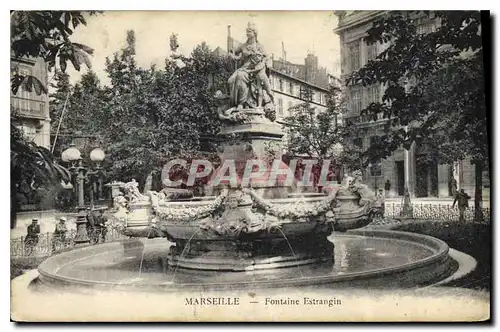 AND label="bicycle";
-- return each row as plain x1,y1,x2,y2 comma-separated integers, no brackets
51,233,71,252
23,236,39,256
